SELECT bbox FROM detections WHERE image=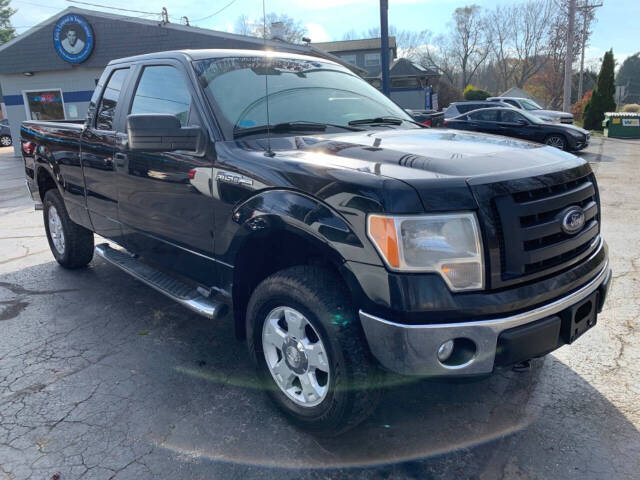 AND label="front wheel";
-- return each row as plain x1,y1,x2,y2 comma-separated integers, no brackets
0,135,12,147
43,189,94,268
545,134,567,150
246,266,380,436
